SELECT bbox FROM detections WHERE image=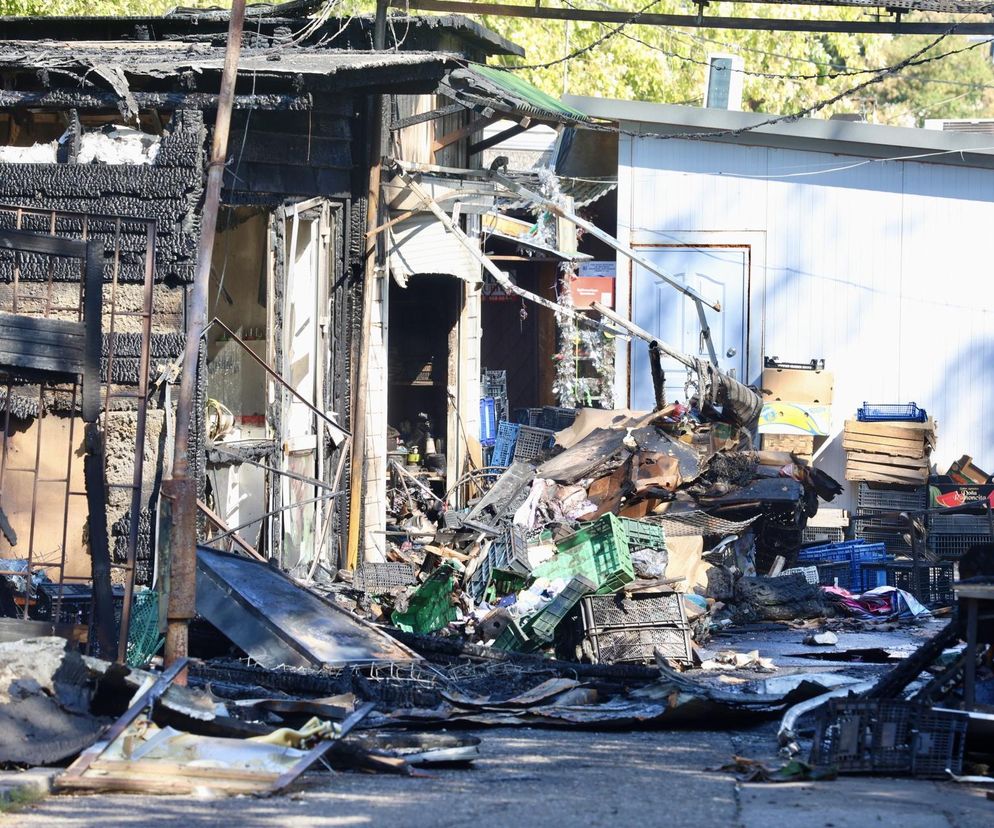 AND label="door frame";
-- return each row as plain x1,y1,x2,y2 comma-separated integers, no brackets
267,197,337,569
617,230,766,408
